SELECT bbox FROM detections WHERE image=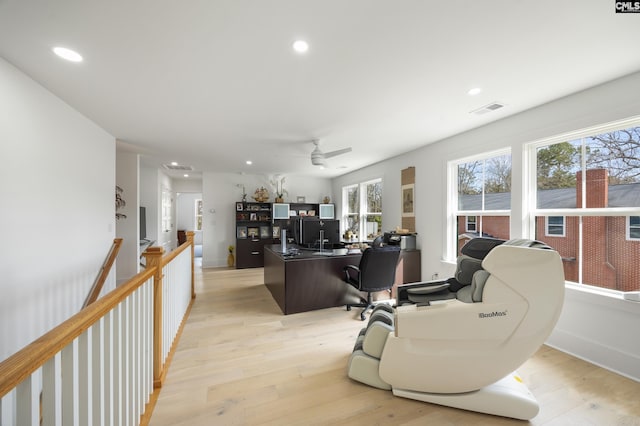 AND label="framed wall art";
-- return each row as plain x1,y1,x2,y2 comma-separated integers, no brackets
402,183,415,217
